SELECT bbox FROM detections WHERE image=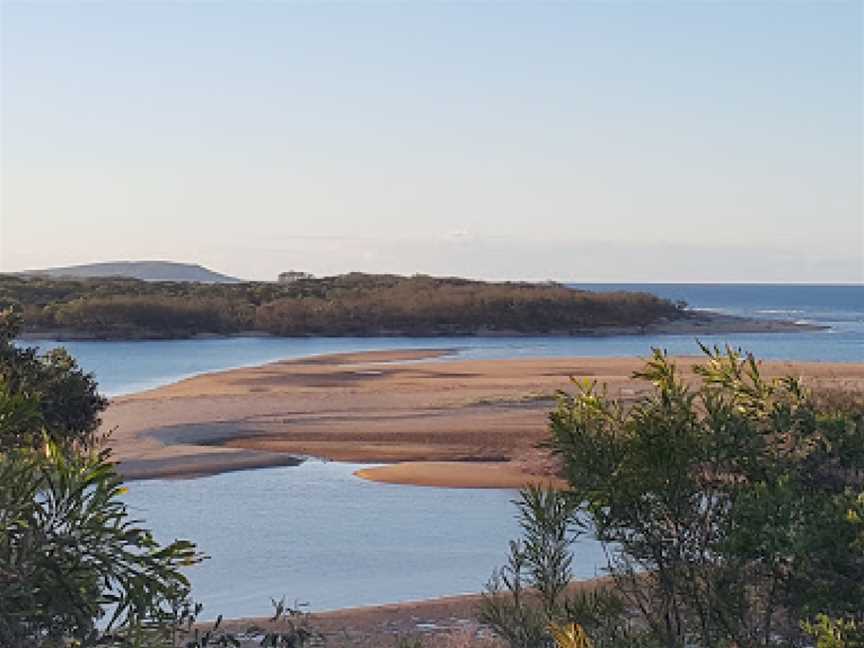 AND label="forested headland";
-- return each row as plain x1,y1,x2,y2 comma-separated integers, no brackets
0,273,687,339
